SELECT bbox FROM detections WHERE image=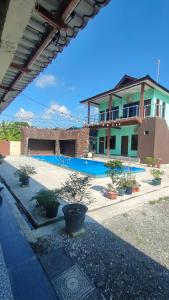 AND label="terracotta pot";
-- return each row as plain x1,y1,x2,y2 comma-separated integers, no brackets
106,191,118,200
132,186,140,193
